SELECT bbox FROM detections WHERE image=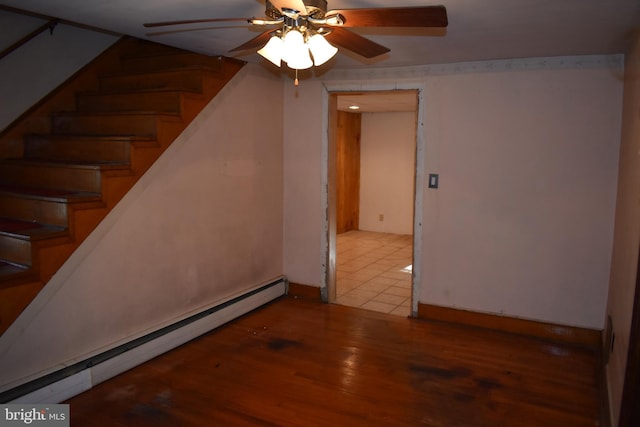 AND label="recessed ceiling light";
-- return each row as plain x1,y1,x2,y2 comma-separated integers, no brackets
348,105,360,110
